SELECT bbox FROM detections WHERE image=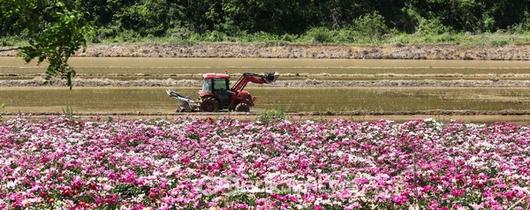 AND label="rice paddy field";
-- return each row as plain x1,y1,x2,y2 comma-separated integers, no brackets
2,57,530,80
1,57,530,121
0,87,529,114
